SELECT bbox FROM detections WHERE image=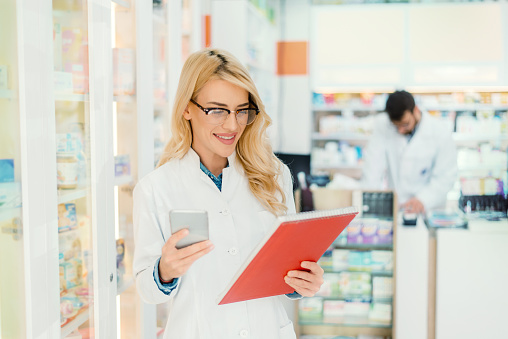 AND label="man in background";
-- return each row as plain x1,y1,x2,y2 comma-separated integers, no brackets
362,90,458,214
